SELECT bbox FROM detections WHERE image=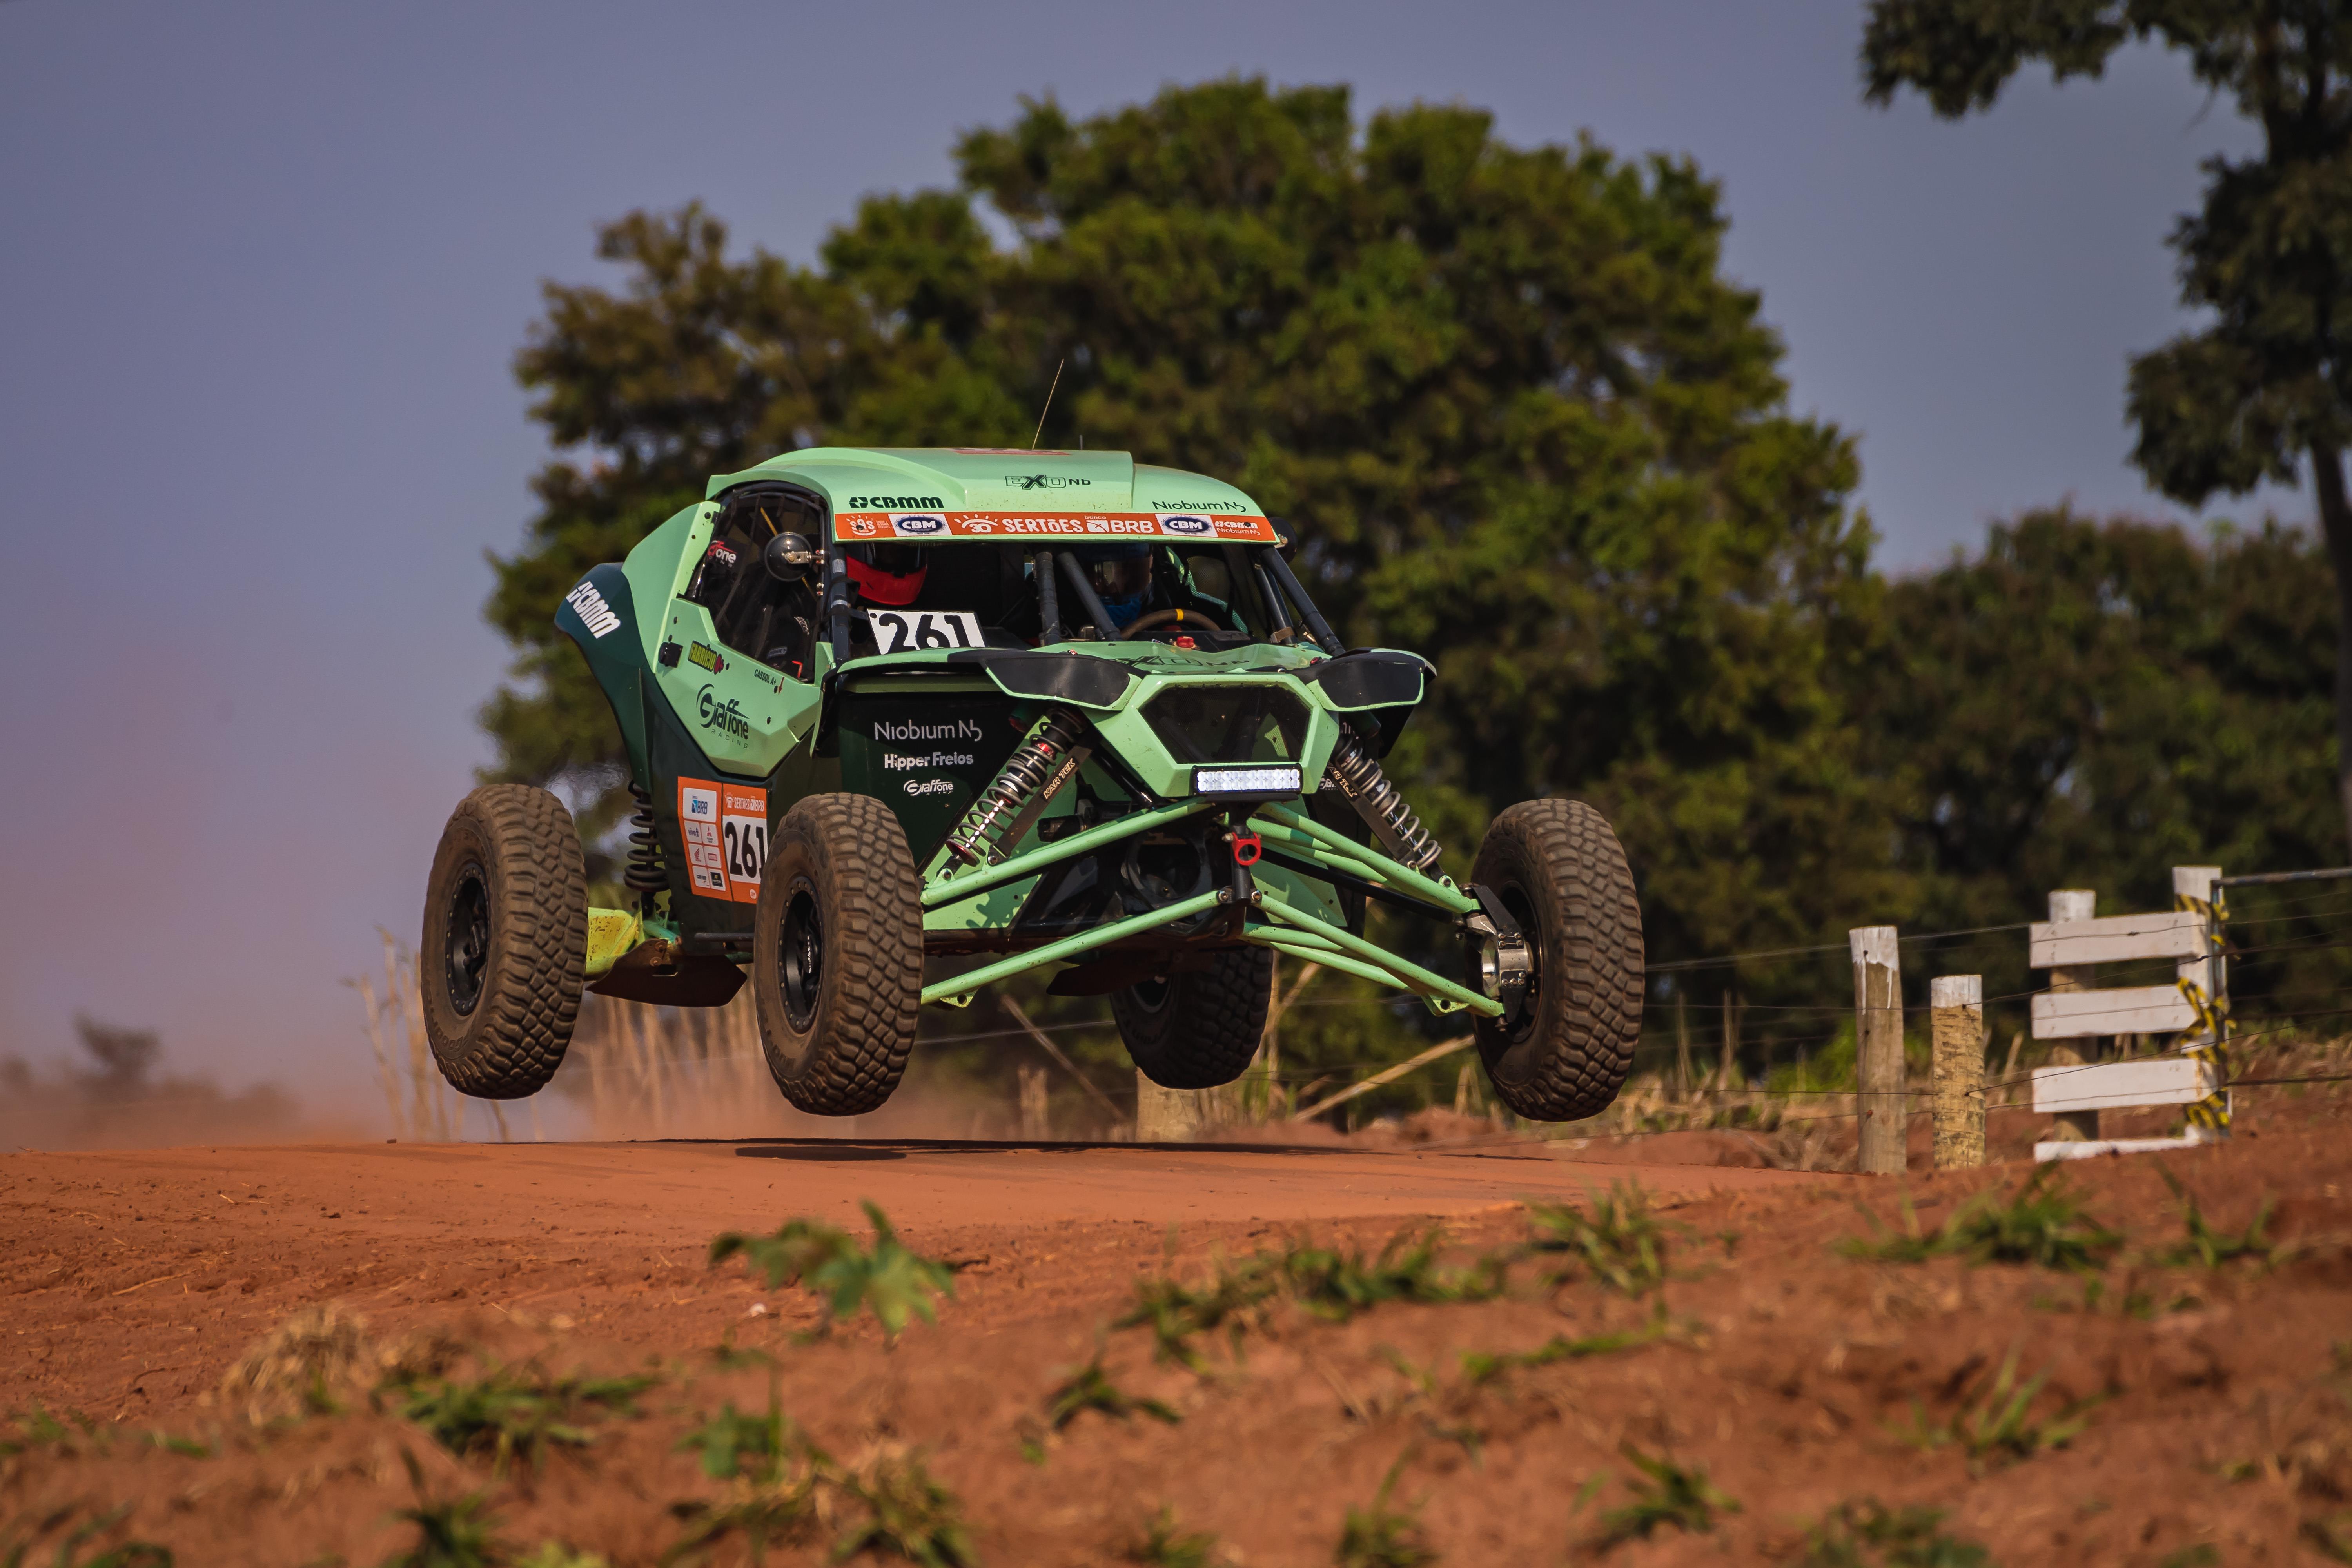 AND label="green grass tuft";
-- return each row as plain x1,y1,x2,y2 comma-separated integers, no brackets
383,1362,654,1477
1796,1497,1991,1566
1591,1445,1737,1546
1333,1465,1435,1568
1114,1229,1500,1370
381,1453,506,1568
0,1502,174,1568
2148,1168,2286,1269
1524,1183,1671,1296
831,1452,979,1568
1122,1508,1220,1568
1892,1349,2102,1469
1042,1355,1181,1431
1841,1169,2122,1272
708,1201,955,1342
1459,1308,1678,1385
